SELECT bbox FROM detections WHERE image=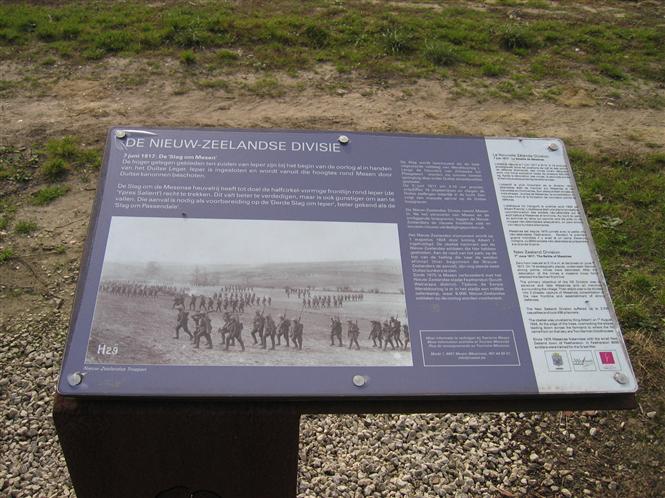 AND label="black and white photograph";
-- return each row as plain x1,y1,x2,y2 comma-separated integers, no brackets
86,216,411,366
